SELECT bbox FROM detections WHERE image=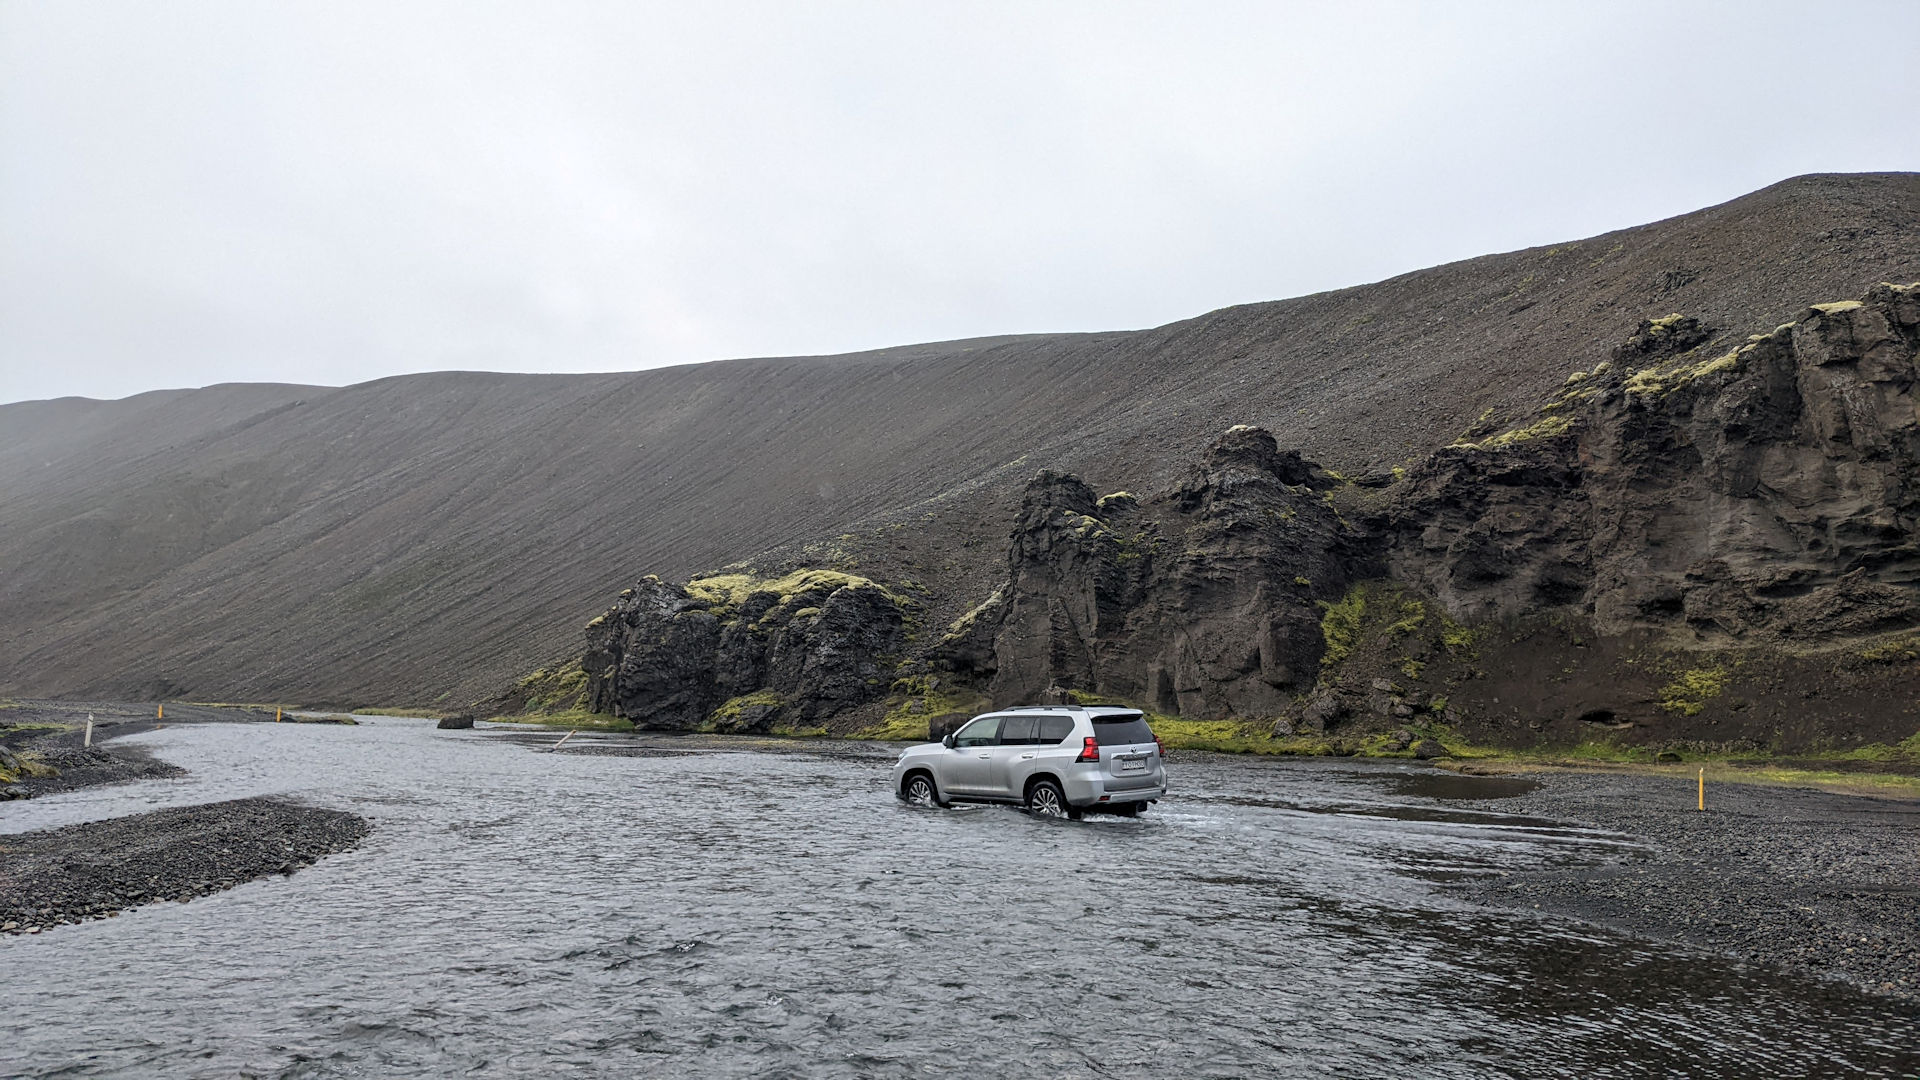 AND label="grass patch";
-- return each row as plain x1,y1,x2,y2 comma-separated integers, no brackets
1856,633,1920,664
486,709,635,732
0,751,59,785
